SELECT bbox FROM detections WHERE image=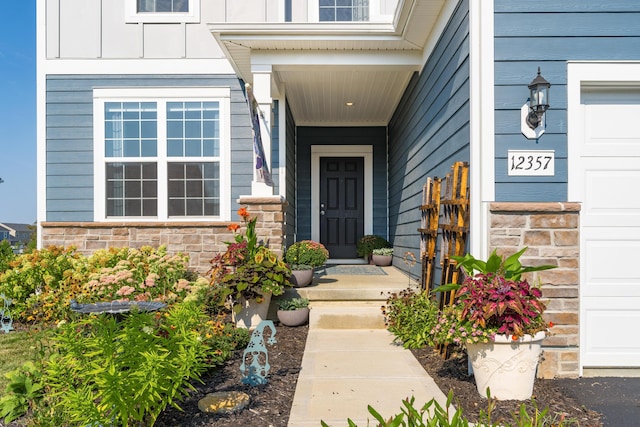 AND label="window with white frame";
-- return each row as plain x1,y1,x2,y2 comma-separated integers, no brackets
125,0,200,23
319,0,369,21
138,0,188,12
94,88,230,221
